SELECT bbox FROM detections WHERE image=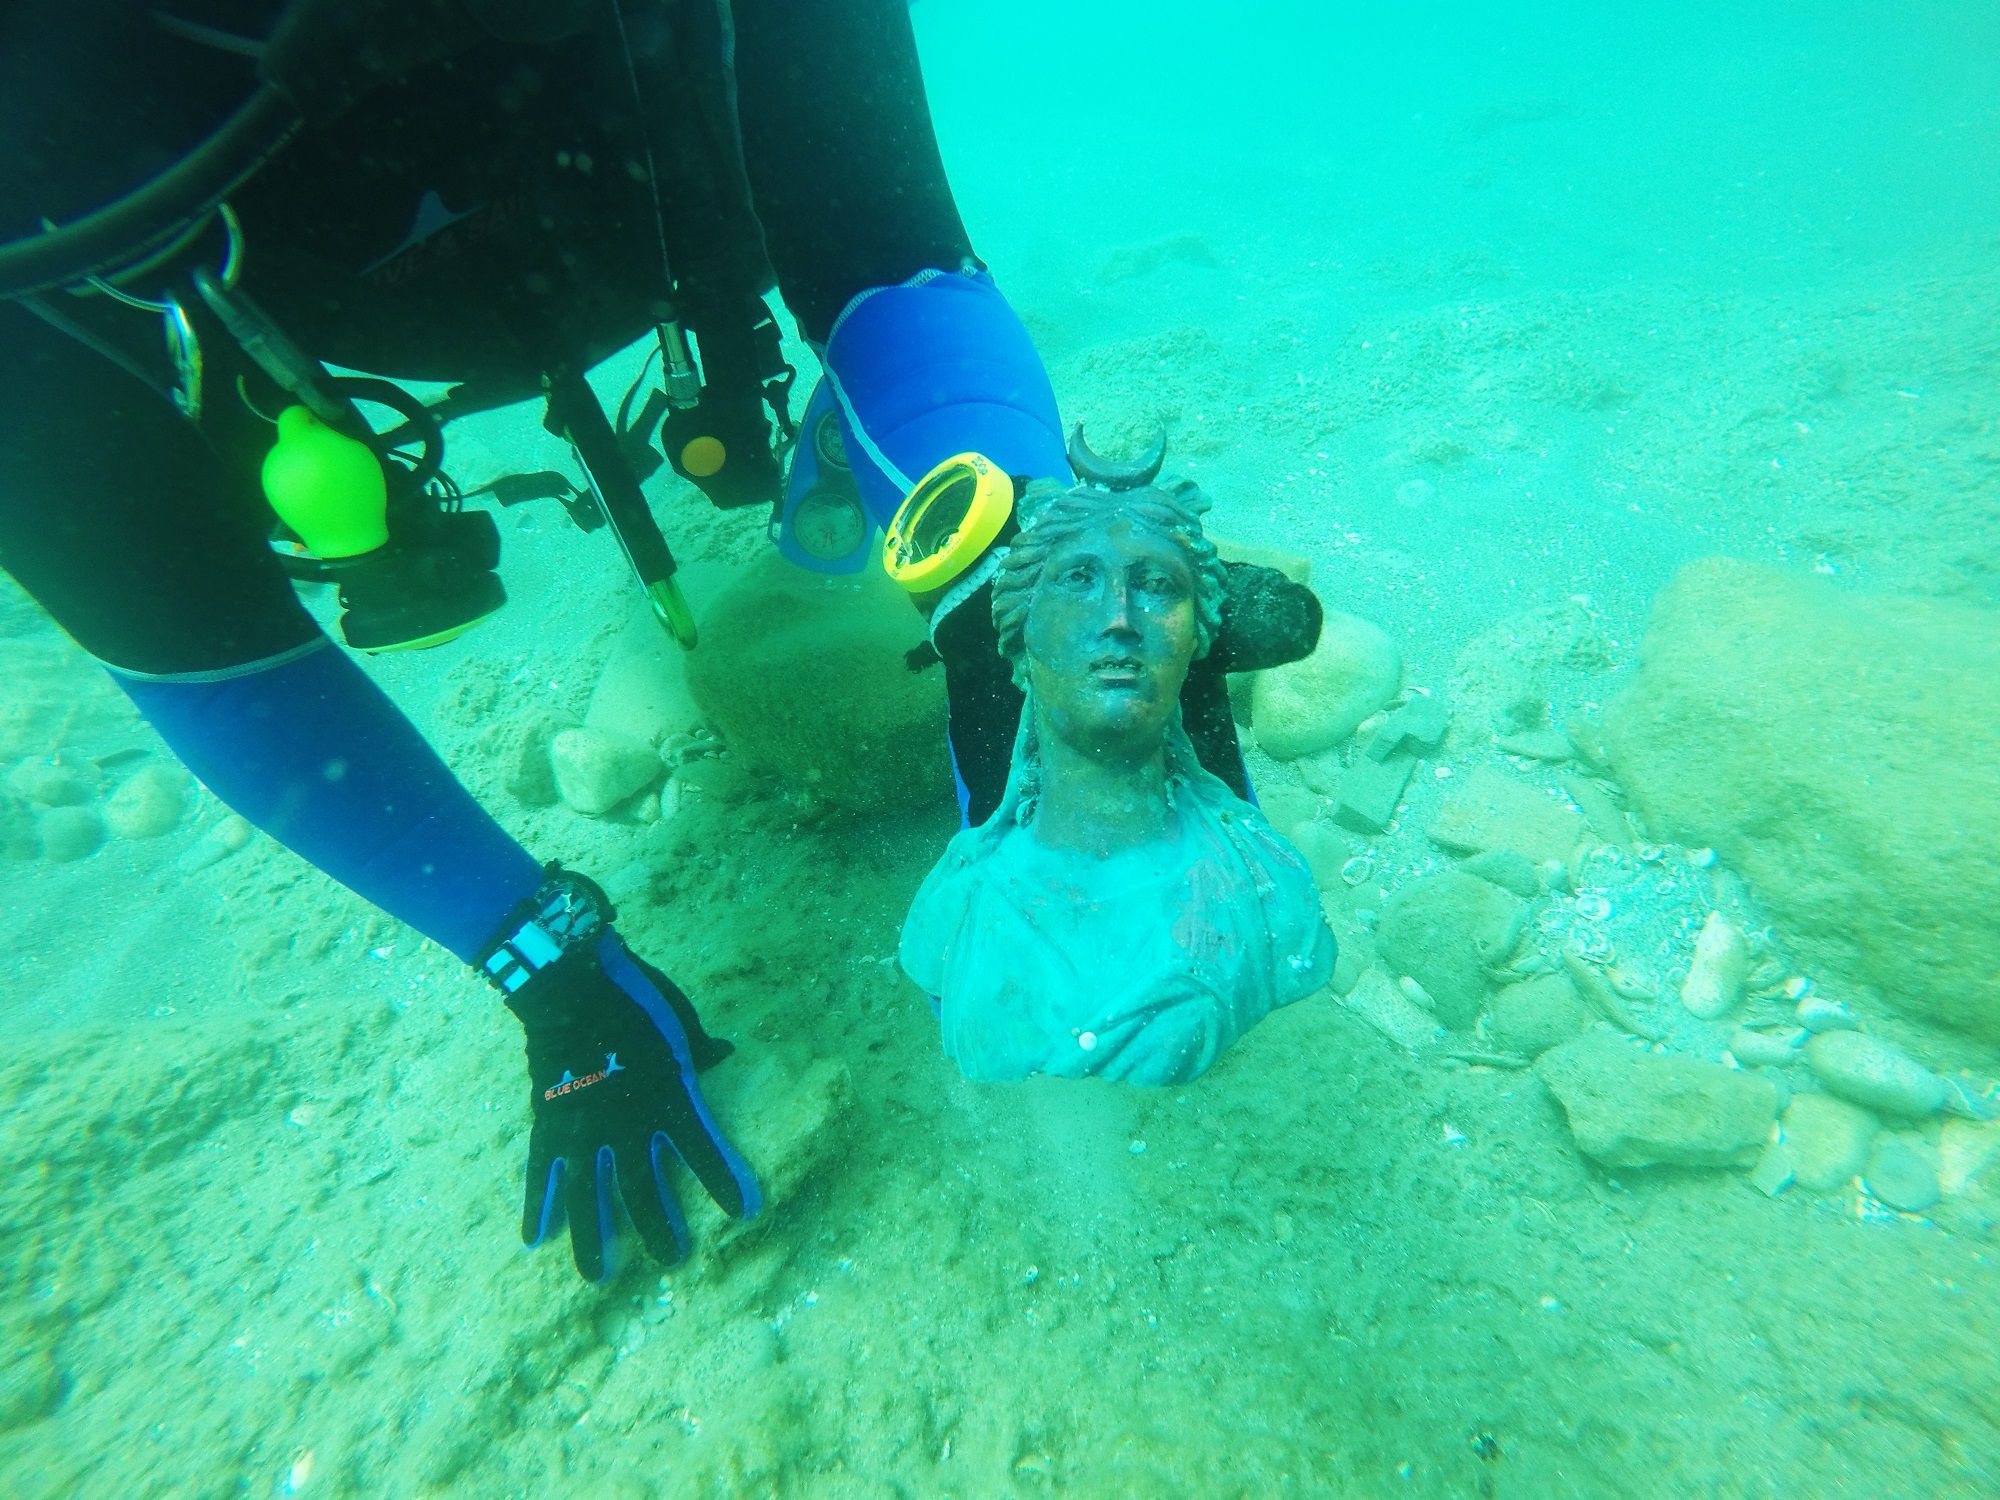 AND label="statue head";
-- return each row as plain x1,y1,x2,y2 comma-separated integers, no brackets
990,475,1229,761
